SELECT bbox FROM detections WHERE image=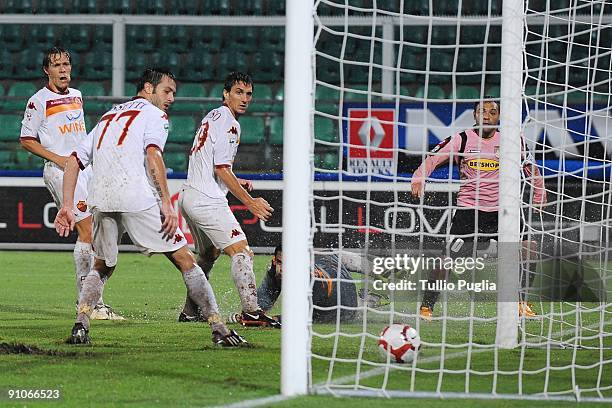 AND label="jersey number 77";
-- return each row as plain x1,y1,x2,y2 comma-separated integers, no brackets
96,110,141,150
